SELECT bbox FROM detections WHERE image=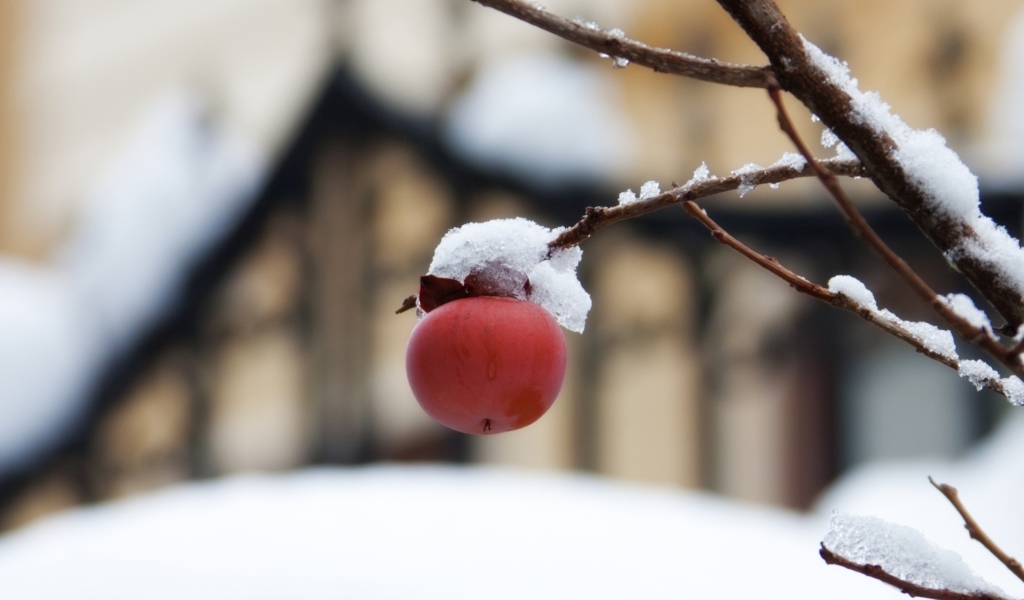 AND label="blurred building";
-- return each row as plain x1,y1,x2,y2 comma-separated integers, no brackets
0,0,1020,529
